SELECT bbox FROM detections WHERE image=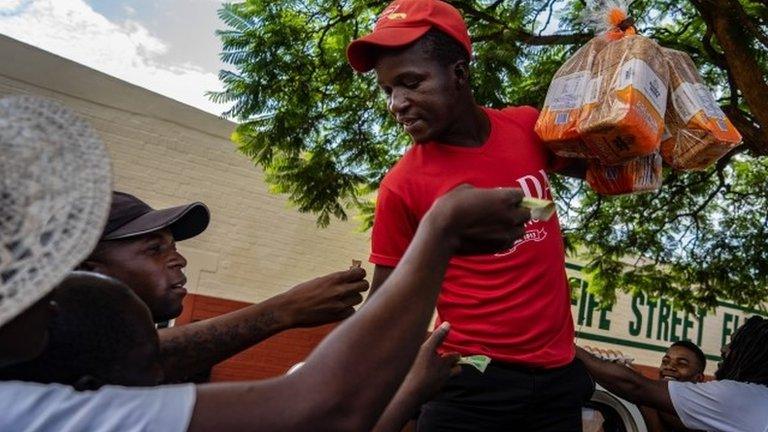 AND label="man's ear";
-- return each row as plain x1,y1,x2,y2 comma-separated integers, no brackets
452,60,470,88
